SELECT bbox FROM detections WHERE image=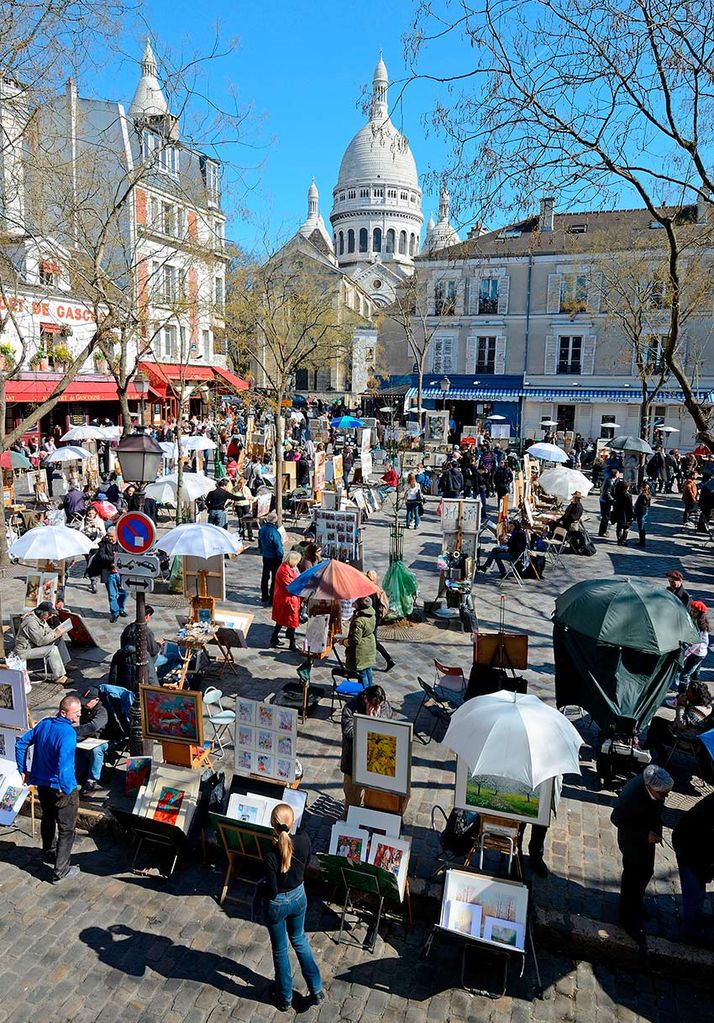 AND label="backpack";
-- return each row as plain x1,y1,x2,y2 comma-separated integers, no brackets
570,531,596,556
441,808,480,856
